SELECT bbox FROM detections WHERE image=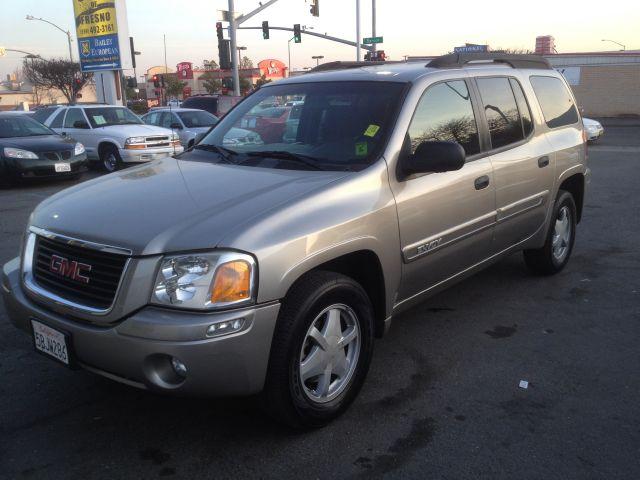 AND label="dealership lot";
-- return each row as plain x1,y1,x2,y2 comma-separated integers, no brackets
0,122,638,479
